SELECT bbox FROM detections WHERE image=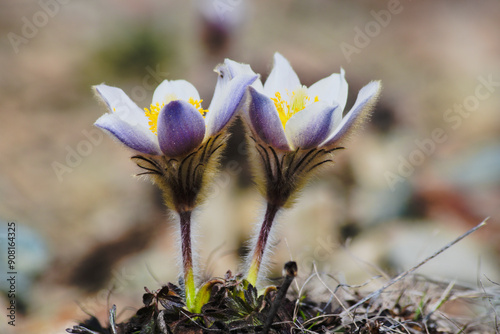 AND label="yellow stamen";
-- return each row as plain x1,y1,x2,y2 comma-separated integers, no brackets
144,95,208,135
144,102,164,135
188,97,209,117
270,87,319,128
